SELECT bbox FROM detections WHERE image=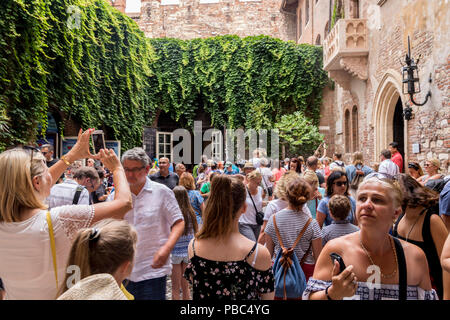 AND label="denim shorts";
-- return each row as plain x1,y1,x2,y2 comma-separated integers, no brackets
171,255,190,265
